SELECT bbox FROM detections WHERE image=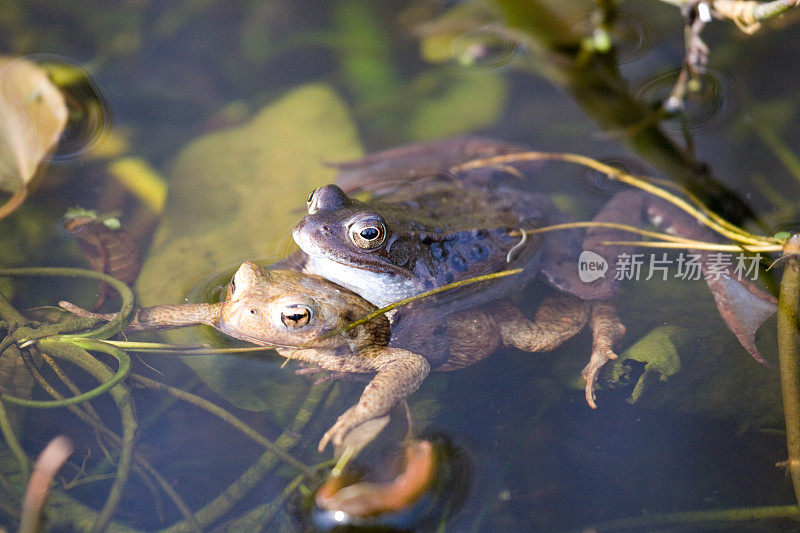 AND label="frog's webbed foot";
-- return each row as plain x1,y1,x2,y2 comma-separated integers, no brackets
318,348,430,452
582,302,626,409
497,294,590,352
